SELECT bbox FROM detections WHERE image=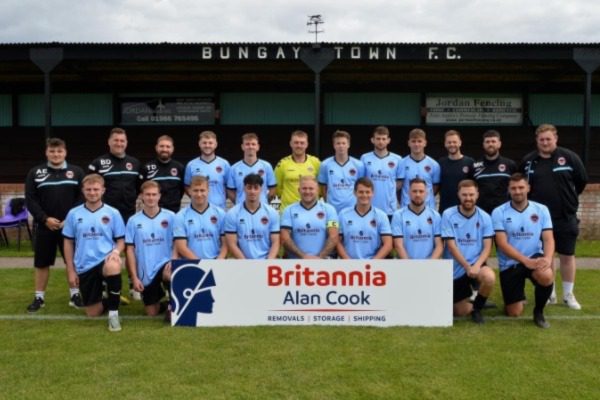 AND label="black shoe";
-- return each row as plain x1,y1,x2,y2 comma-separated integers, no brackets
164,309,171,324
69,293,83,309
471,309,484,324
533,311,550,329
158,300,169,314
27,297,45,313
